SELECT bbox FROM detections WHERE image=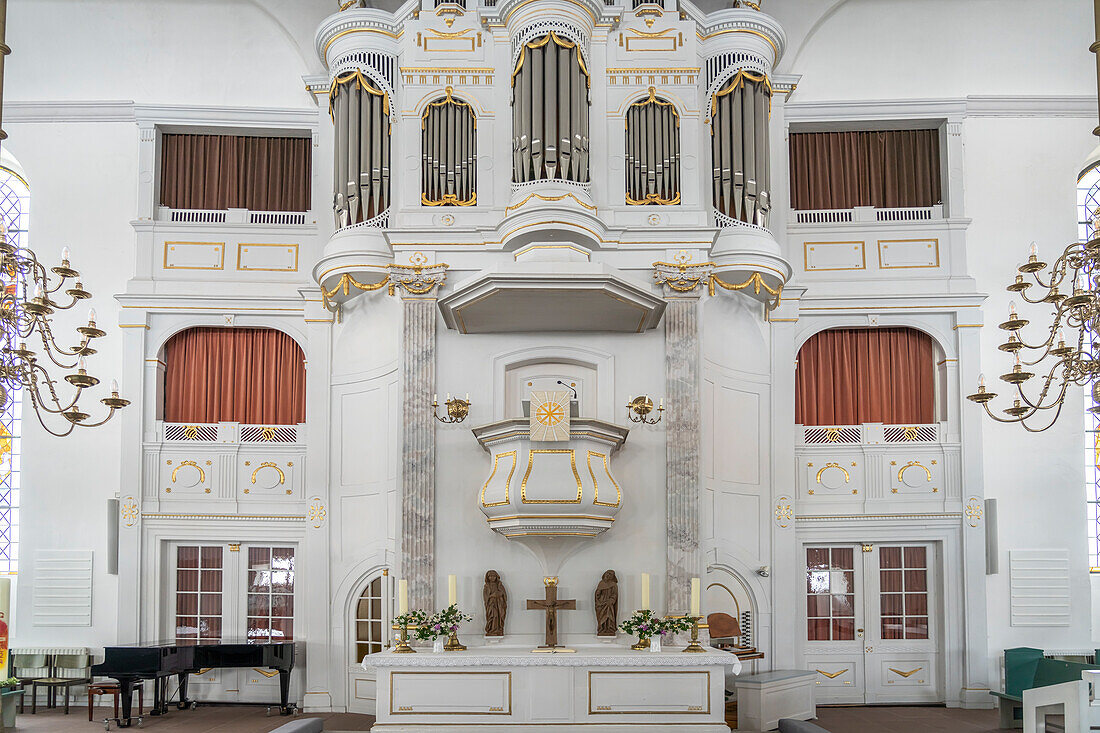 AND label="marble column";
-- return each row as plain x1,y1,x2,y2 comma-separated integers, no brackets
395,263,448,612
655,262,710,615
